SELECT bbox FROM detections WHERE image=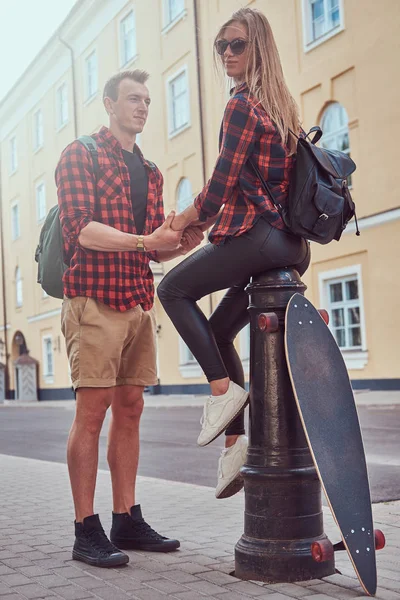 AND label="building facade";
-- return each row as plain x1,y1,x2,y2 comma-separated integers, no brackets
0,0,399,400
